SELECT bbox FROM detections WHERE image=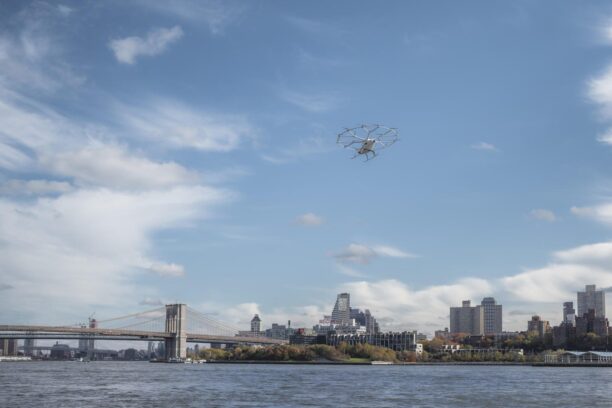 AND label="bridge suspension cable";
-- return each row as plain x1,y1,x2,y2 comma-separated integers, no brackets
186,306,241,337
